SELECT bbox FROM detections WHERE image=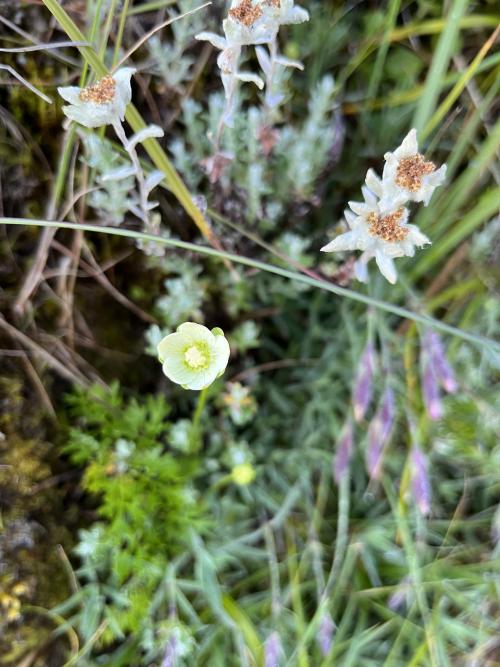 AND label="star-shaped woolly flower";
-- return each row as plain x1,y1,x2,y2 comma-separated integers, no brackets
321,178,430,284
381,129,447,206
262,0,309,27
196,0,276,52
57,68,135,128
